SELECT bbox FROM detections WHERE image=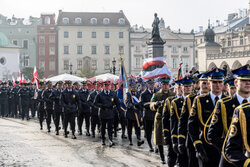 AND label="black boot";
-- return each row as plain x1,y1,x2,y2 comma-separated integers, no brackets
137,139,144,146
56,131,59,135
86,130,90,136
121,134,127,139
102,139,106,145
109,140,115,147
72,132,77,139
